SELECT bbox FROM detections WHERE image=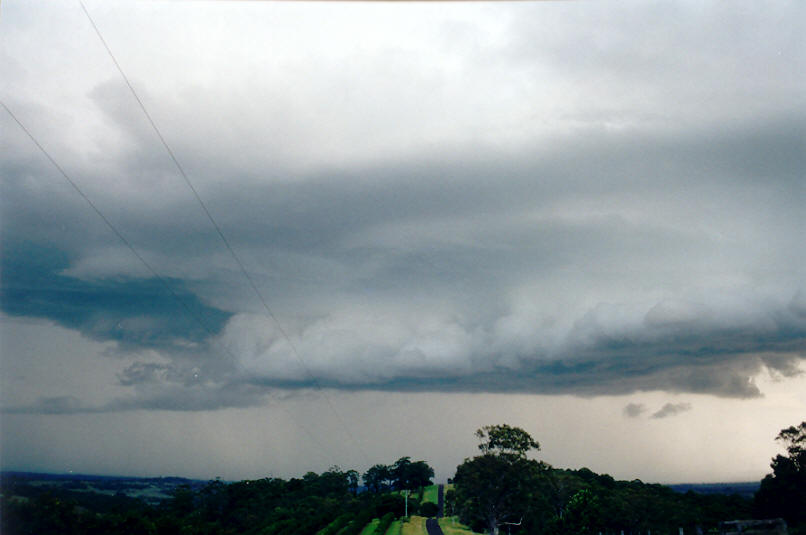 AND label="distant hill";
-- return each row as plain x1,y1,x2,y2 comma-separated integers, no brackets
1,471,761,501
1,470,199,483
0,471,208,503
667,482,760,499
